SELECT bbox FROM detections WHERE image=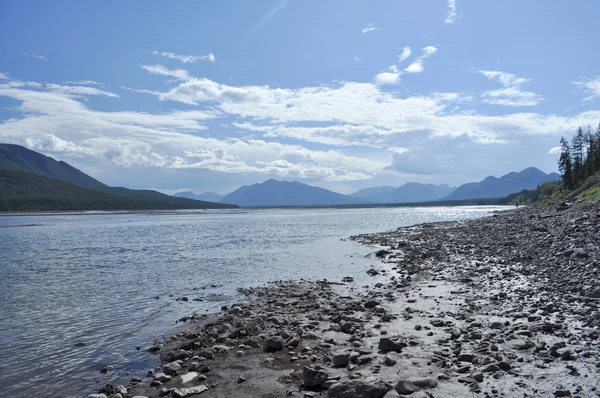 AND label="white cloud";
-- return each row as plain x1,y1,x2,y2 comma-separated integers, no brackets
374,72,400,86
141,64,191,81
0,83,386,181
45,83,119,98
353,56,361,61
404,46,437,74
572,76,600,101
22,52,47,60
548,146,562,154
63,80,103,87
477,70,543,106
152,51,215,64
361,22,380,34
0,72,9,80
445,0,458,24
398,47,412,63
